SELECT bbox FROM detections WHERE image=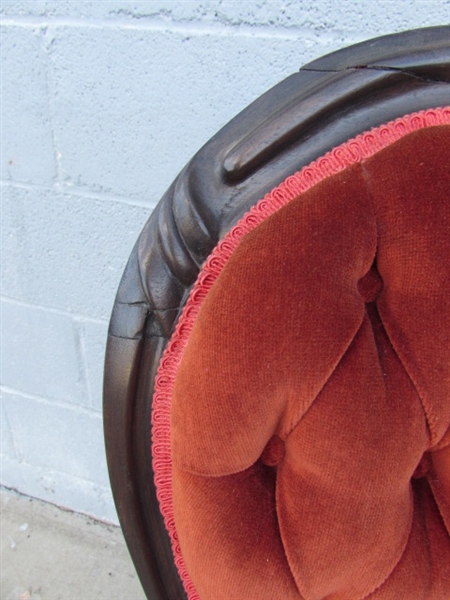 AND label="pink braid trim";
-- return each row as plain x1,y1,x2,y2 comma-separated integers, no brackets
151,107,450,599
